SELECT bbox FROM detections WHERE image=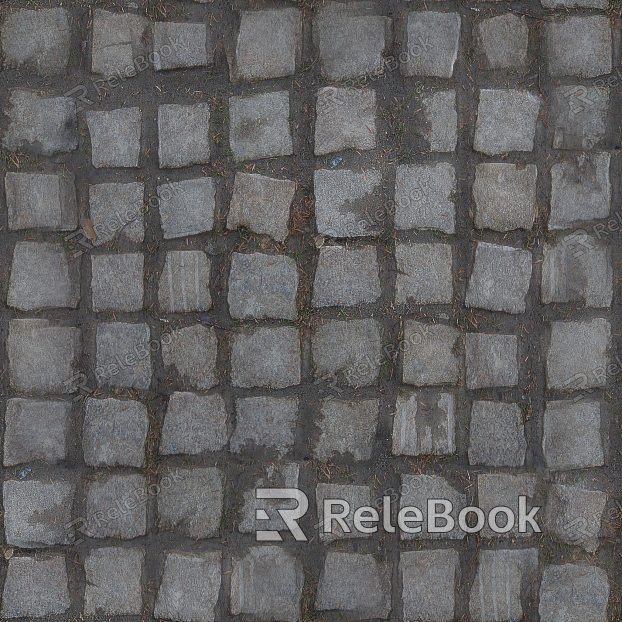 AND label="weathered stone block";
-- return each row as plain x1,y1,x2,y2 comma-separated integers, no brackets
91,253,144,312
396,243,453,304
158,251,212,312
476,13,528,70
466,333,518,389
89,181,144,244
158,103,211,168
153,22,212,71
422,90,457,152
316,483,372,543
86,107,141,168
